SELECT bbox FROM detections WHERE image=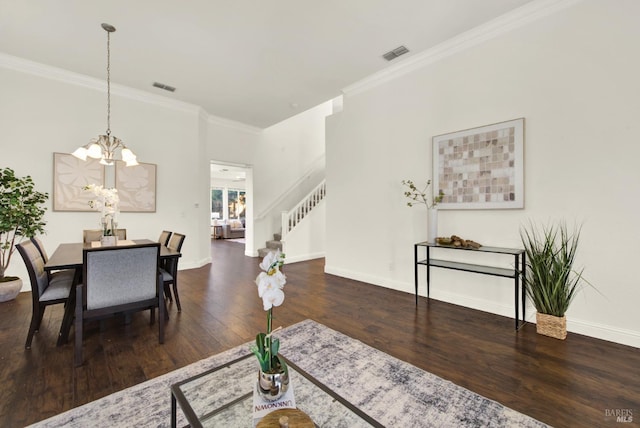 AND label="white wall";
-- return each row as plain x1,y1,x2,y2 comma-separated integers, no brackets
282,199,326,263
326,0,640,348
0,60,258,287
251,102,332,252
